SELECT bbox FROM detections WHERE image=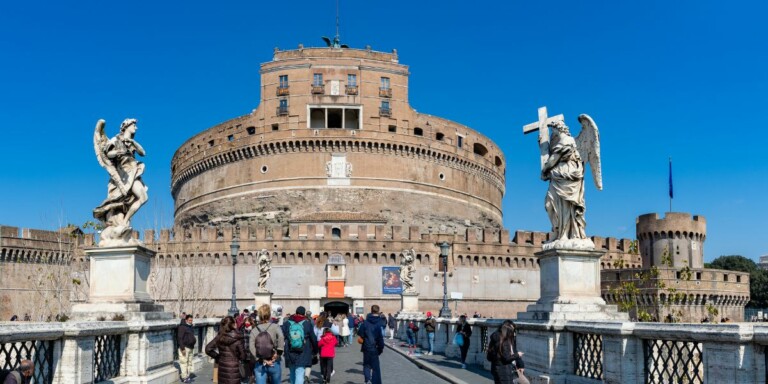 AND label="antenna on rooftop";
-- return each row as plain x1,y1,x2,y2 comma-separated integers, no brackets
322,0,349,48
